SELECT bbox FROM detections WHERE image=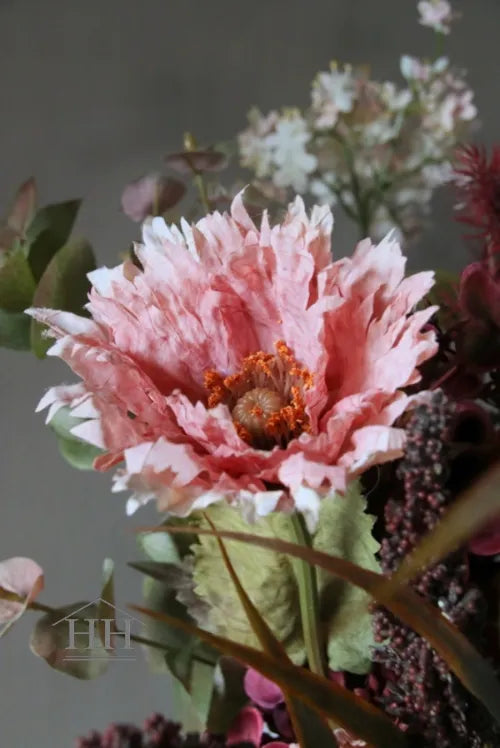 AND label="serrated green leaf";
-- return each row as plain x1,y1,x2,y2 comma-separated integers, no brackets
314,483,380,674
192,504,304,663
209,518,337,747
0,309,31,350
0,250,35,311
147,523,500,725
30,238,95,357
26,200,81,280
30,602,110,680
